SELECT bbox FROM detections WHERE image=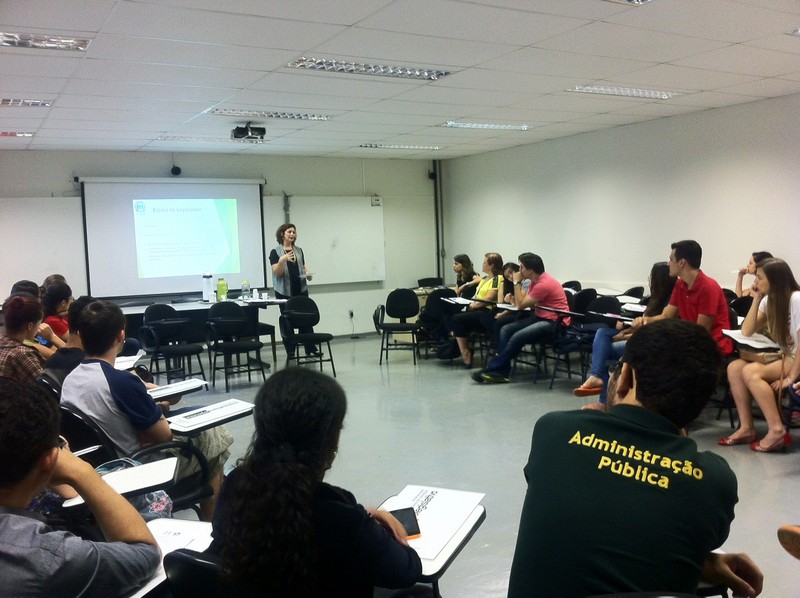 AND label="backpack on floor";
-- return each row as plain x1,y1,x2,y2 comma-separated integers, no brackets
436,339,460,360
